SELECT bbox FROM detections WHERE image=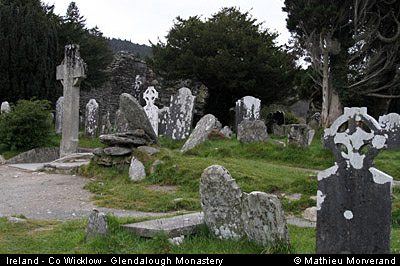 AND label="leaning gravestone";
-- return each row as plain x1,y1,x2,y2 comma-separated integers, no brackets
85,99,99,138
115,93,159,145
288,124,315,147
165,87,196,140
200,165,290,246
1,101,10,114
180,114,222,153
235,96,261,133
143,86,159,136
317,107,392,254
56,44,86,158
55,96,64,134
379,113,400,150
